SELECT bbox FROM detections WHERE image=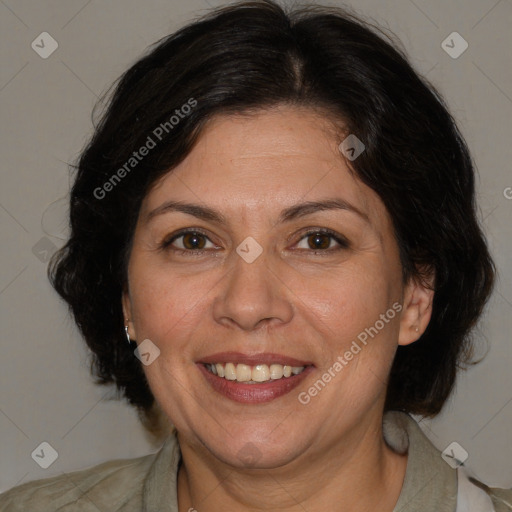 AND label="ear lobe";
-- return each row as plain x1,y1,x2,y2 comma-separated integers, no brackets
398,271,435,346
122,290,136,340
